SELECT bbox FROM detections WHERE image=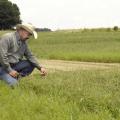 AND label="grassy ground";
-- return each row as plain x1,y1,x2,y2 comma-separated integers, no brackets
28,30,120,62
0,68,120,120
